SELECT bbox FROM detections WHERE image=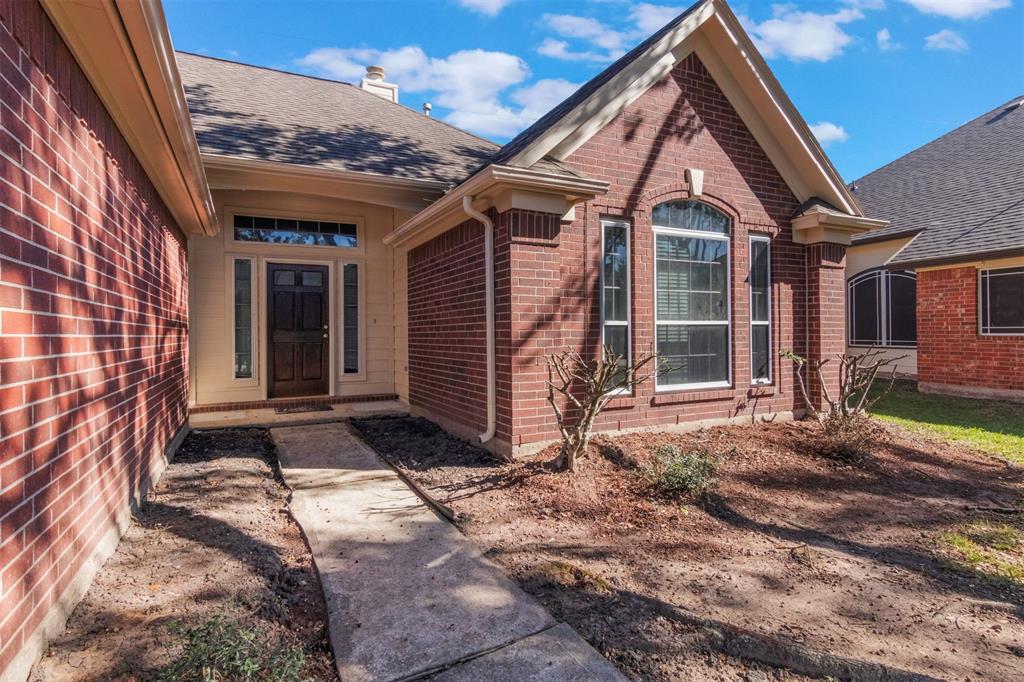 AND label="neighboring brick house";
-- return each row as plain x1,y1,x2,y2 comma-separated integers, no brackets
1,0,893,678
846,97,1024,401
